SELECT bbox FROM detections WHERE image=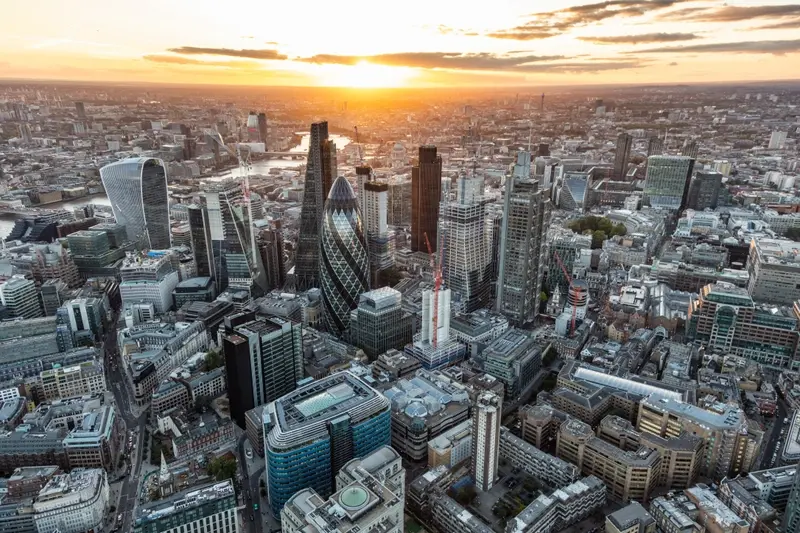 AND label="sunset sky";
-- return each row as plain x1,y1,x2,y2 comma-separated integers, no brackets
2,0,799,87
